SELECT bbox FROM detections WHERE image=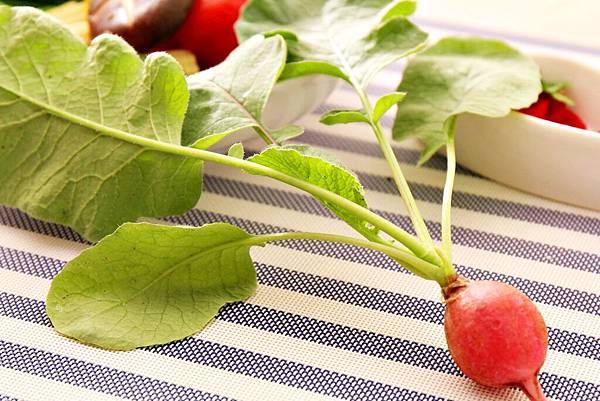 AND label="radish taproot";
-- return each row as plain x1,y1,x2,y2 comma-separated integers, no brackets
444,278,548,401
